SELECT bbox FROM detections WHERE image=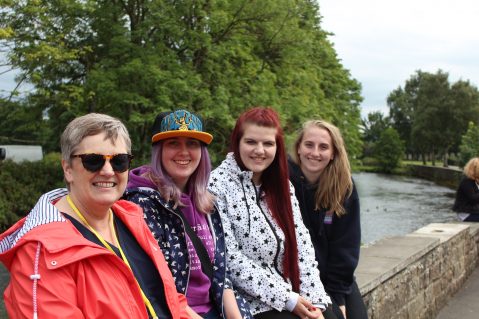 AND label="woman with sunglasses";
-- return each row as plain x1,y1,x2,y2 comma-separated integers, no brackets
124,110,252,319
0,113,191,318
208,107,335,319
288,120,368,319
